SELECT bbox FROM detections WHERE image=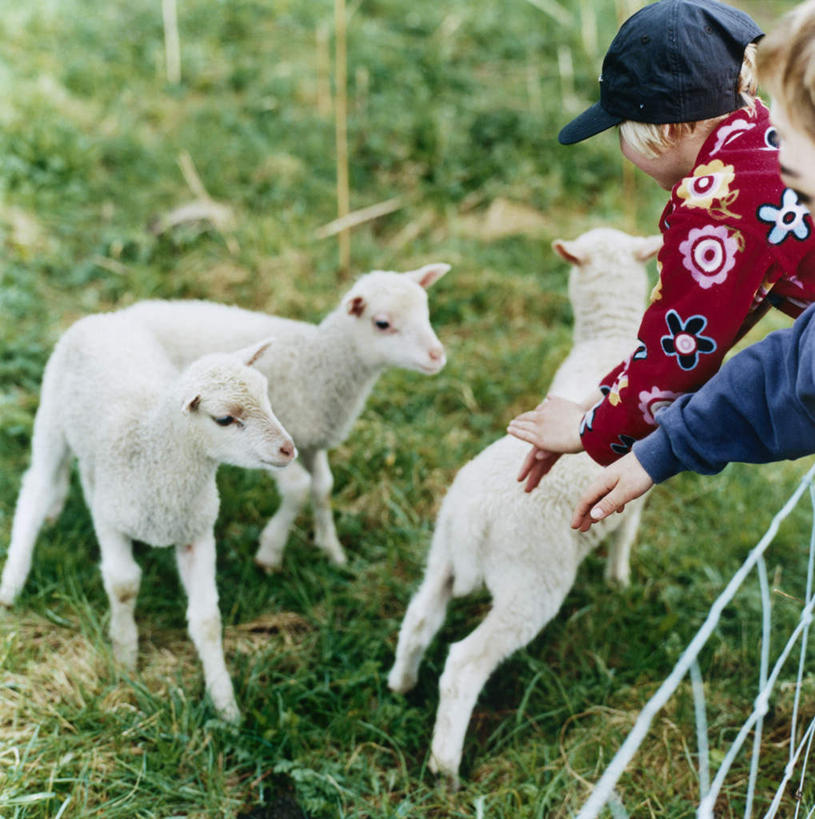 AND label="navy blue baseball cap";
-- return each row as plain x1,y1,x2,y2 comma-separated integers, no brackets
558,0,763,145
